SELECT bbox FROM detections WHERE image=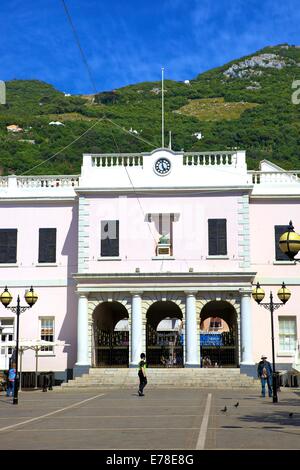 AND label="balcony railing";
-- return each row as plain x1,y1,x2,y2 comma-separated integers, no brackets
17,175,79,188
248,171,300,184
0,175,79,189
91,154,143,167
183,152,236,166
